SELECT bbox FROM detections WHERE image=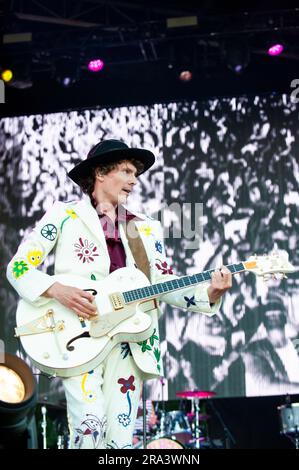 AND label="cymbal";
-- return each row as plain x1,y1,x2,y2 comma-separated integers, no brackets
176,390,216,399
